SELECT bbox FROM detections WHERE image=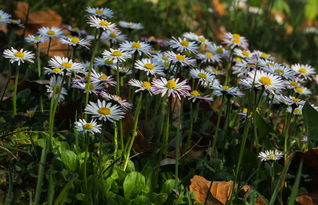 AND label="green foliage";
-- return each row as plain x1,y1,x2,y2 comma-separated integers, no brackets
303,102,318,147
